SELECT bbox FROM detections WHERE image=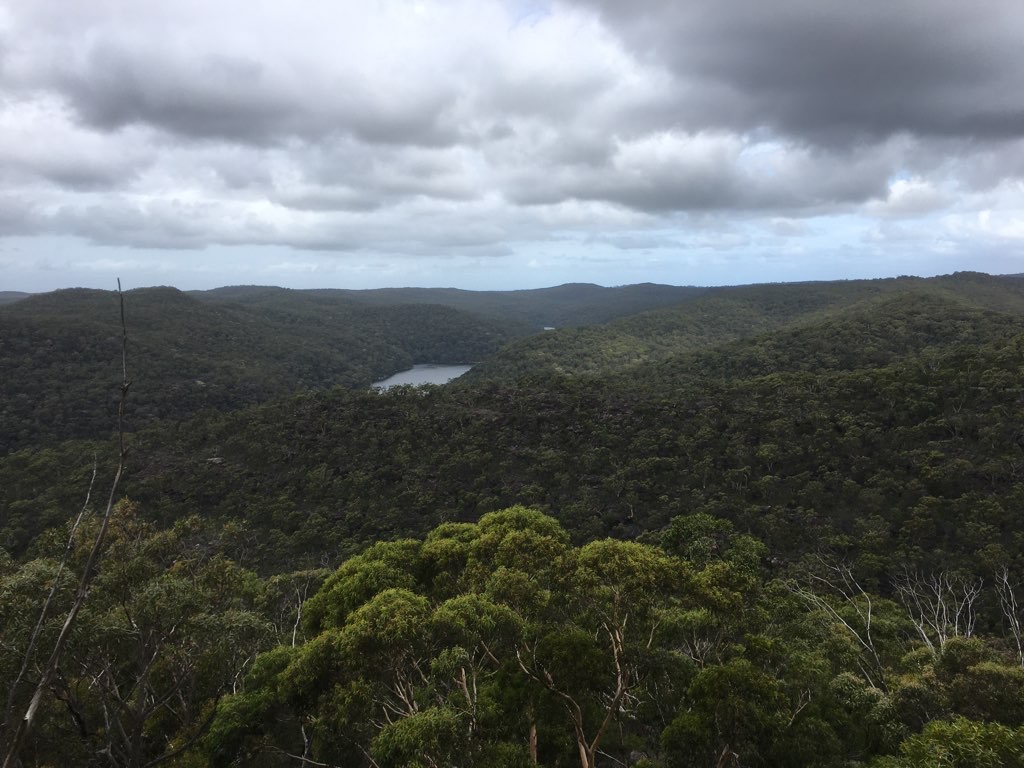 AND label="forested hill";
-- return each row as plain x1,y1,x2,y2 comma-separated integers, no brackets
624,290,1024,385
5,278,1024,577
192,282,708,328
0,286,526,453
465,271,1024,382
